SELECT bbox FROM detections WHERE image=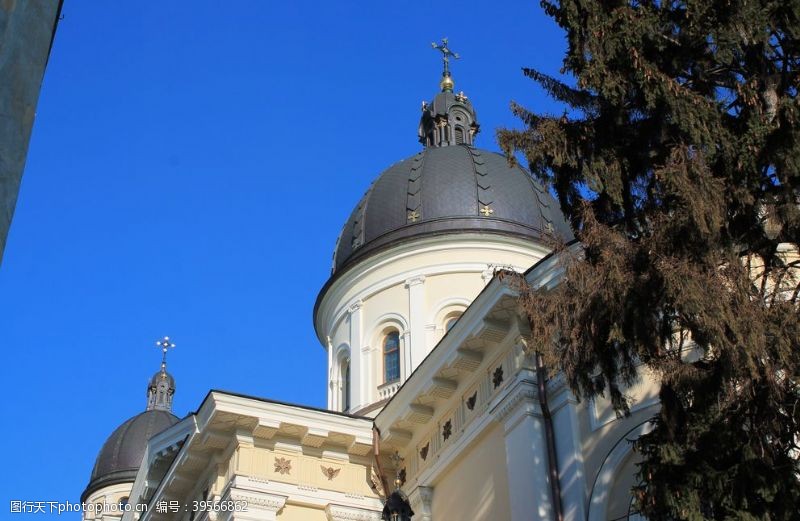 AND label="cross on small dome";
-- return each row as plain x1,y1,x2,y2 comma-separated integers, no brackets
147,336,177,412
